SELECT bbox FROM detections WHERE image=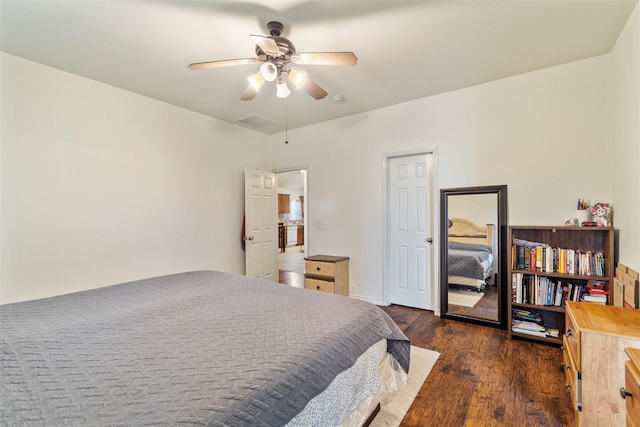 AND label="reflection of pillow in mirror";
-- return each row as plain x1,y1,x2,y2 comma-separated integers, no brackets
448,241,492,253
